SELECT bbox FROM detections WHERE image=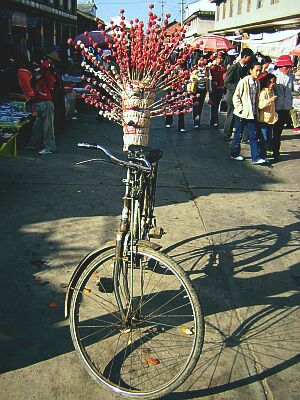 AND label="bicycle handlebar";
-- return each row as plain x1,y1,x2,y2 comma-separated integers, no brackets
77,143,152,172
